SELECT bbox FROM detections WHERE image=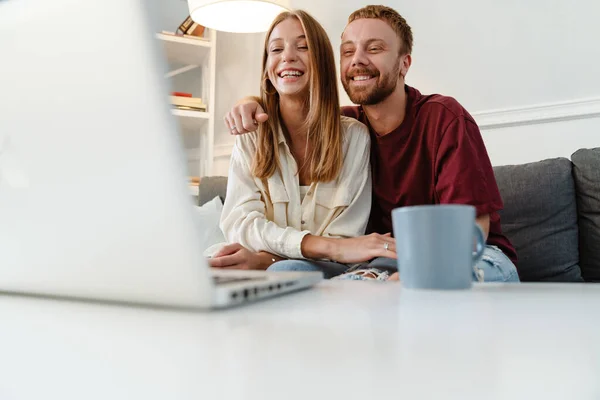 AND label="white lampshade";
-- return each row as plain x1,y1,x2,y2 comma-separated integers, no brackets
188,0,291,33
